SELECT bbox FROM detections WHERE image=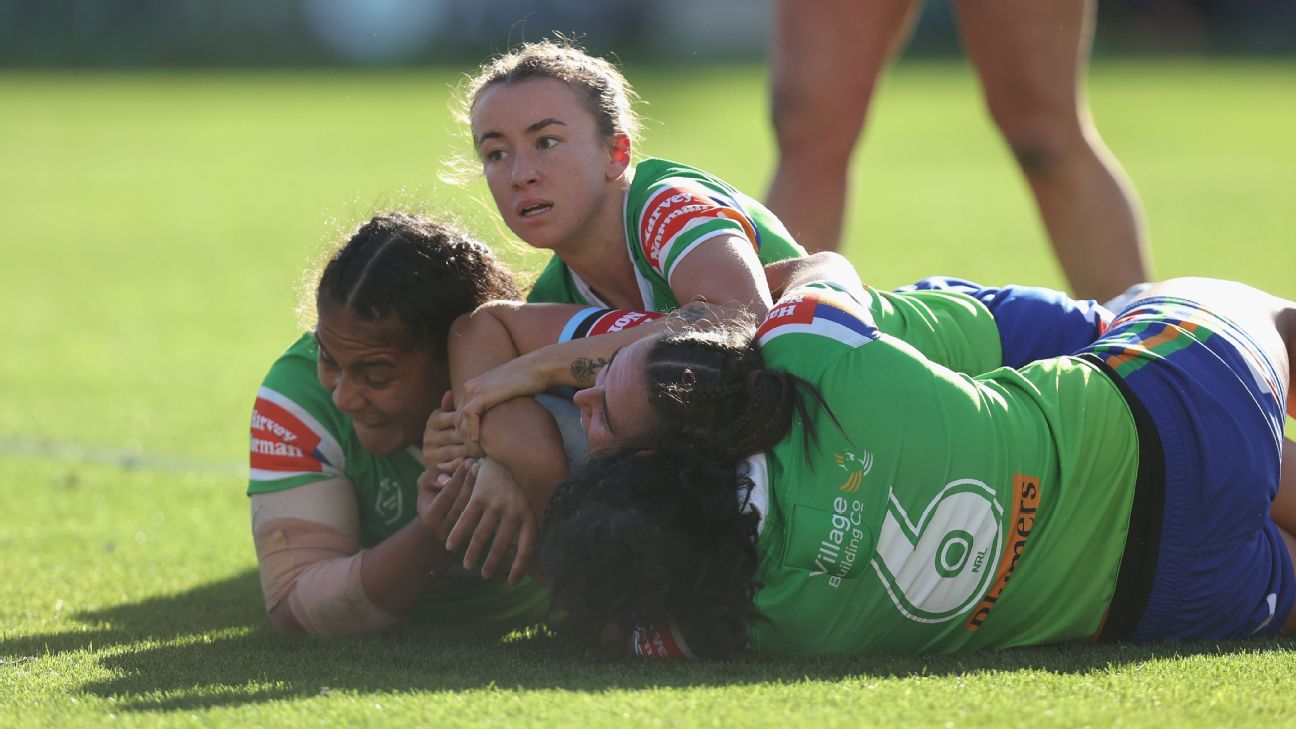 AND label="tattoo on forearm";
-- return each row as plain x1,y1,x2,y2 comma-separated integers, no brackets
571,357,609,385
